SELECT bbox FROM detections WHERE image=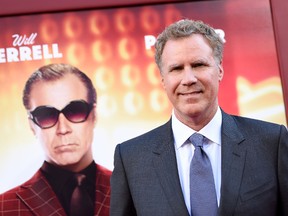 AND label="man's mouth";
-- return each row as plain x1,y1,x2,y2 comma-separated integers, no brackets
180,90,202,96
55,144,77,152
